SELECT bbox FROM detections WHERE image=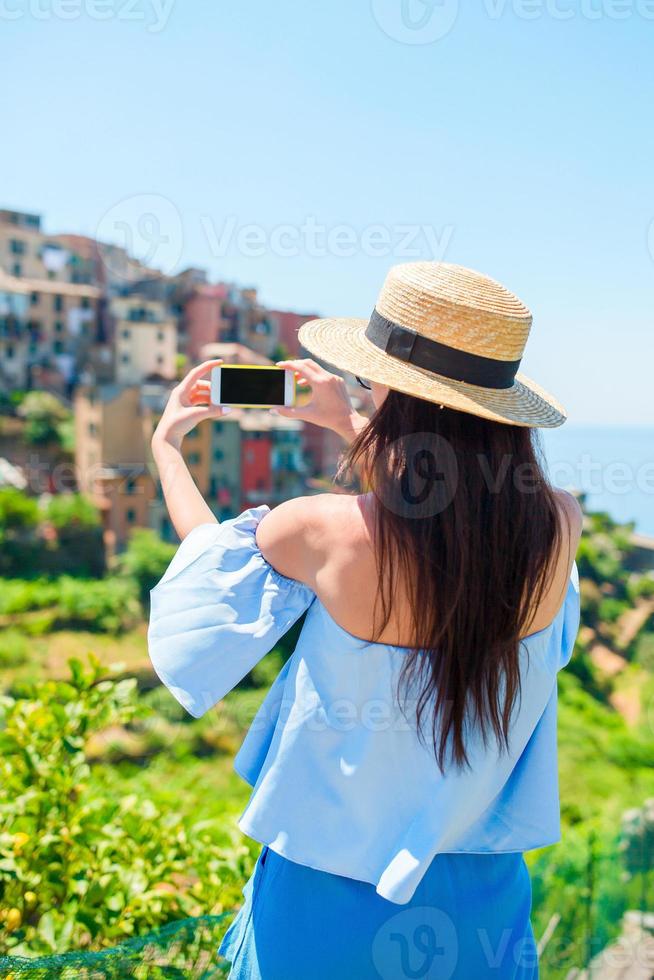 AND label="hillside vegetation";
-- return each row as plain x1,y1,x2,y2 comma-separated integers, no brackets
0,496,653,976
